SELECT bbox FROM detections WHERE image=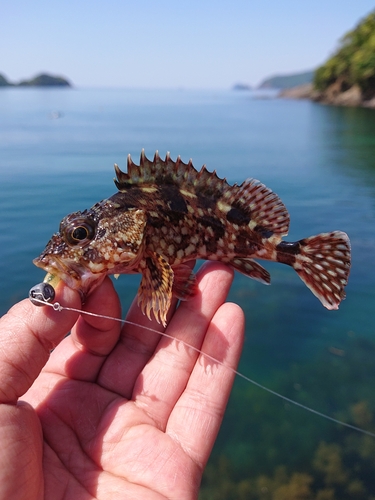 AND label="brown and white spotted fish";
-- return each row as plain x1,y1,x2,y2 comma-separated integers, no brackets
34,151,351,325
